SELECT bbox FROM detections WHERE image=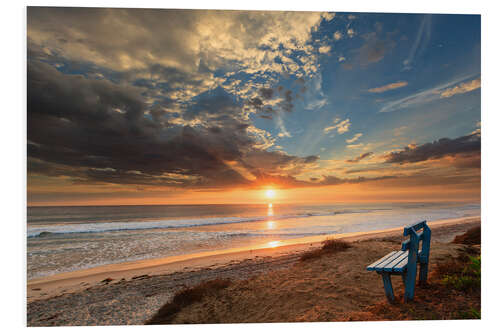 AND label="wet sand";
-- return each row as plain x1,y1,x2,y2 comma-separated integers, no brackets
27,216,479,326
